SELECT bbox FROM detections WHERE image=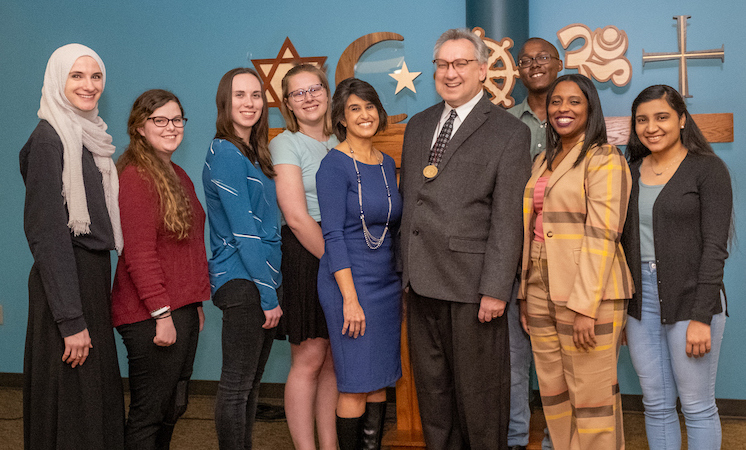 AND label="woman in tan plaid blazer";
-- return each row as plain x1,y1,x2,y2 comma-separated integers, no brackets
517,74,633,450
